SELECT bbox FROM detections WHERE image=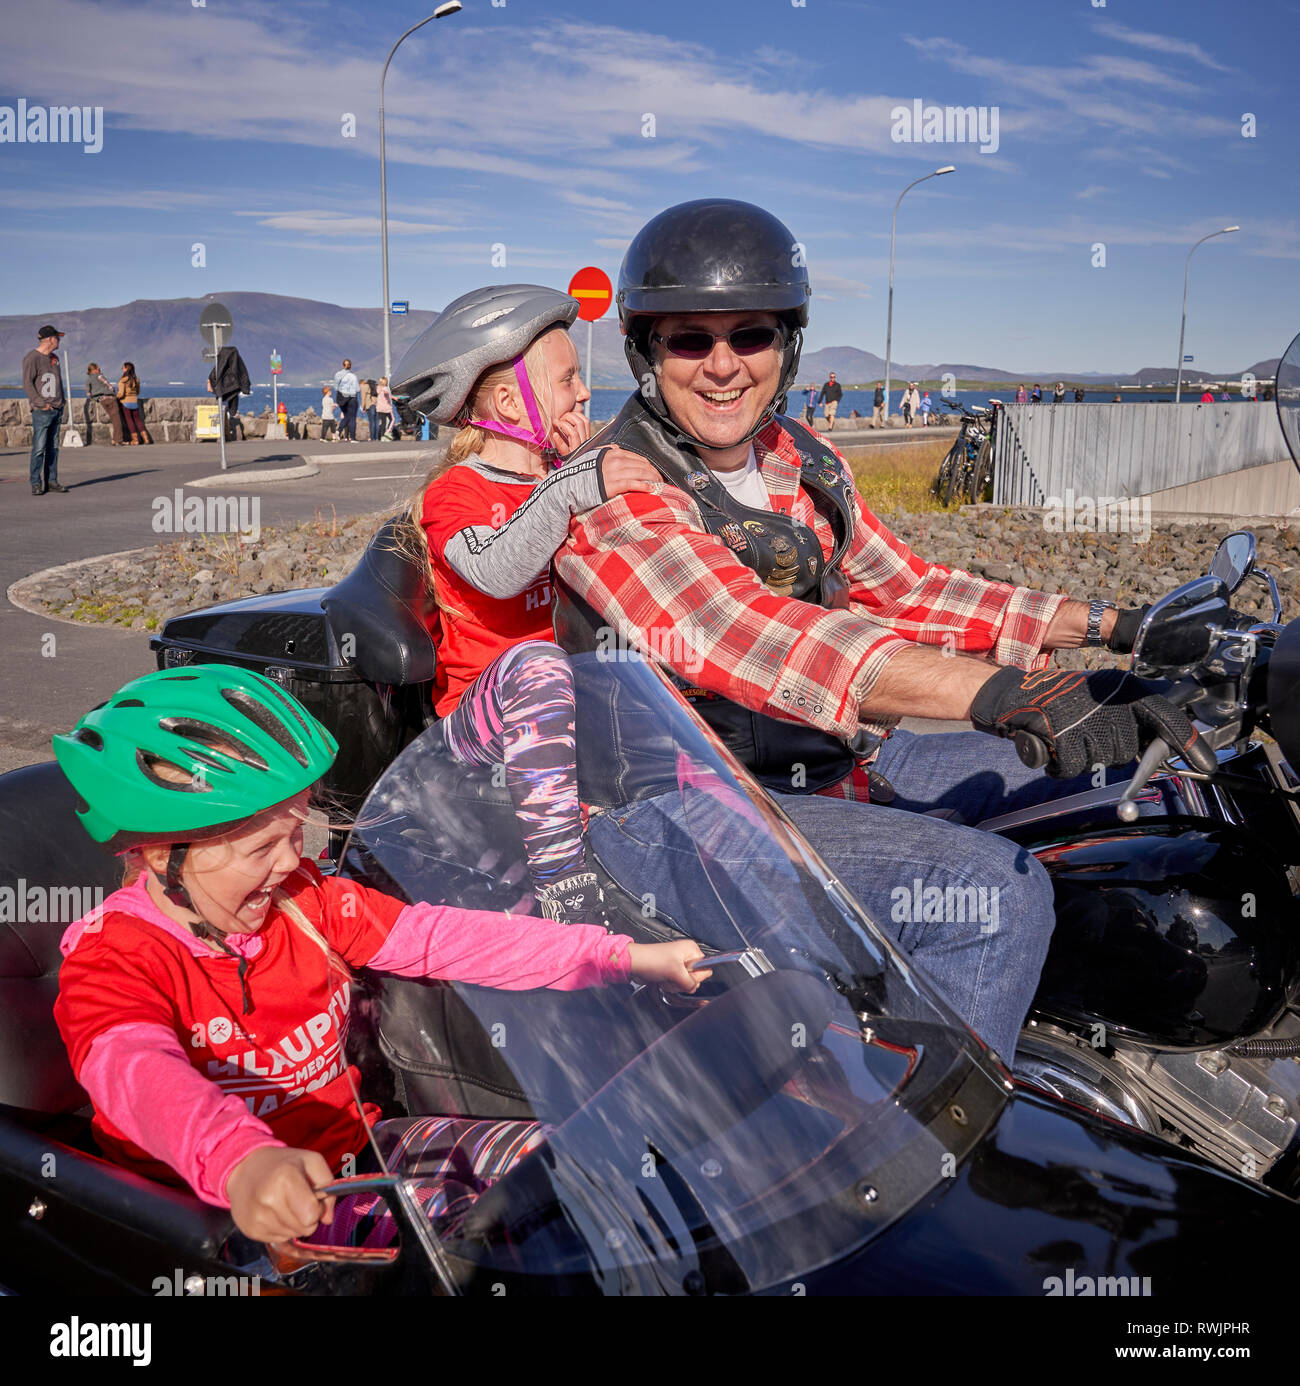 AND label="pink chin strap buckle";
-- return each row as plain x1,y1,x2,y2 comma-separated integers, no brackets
465,356,560,462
